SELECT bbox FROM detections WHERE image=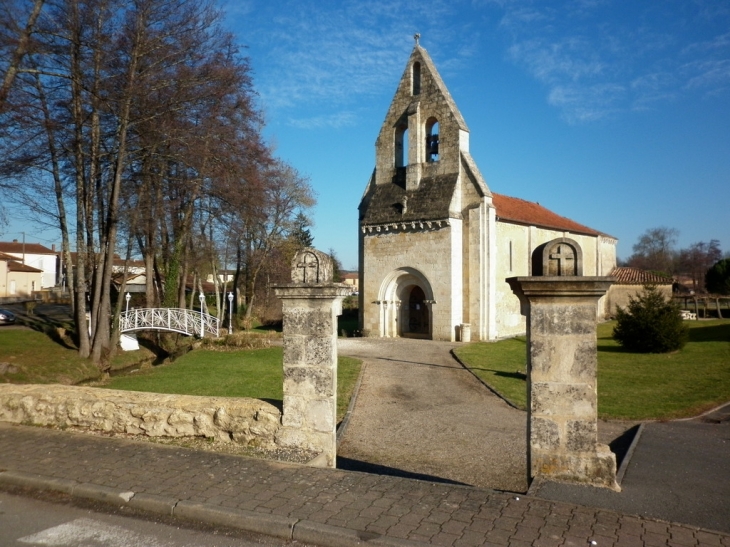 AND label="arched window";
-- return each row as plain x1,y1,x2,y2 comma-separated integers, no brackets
425,117,439,162
412,62,421,95
395,124,408,167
